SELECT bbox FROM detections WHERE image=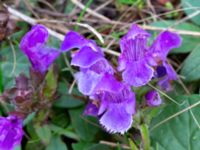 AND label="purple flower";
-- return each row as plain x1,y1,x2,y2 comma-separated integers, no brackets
145,90,162,107
119,25,154,87
62,31,137,134
99,85,136,134
0,115,23,150
20,24,60,73
119,24,181,88
61,31,114,95
85,83,136,134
